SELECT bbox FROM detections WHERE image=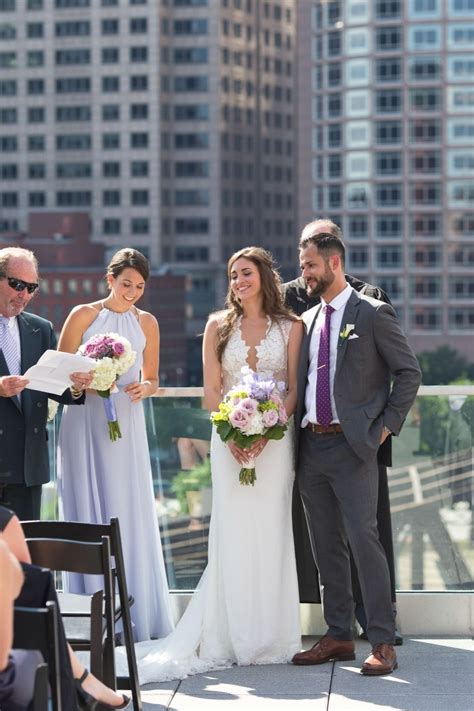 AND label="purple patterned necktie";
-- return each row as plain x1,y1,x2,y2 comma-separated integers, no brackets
316,304,334,427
